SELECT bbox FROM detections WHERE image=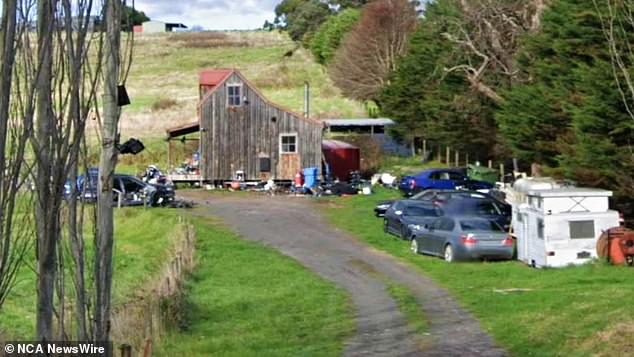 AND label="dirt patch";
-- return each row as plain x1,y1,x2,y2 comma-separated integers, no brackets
581,322,634,356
